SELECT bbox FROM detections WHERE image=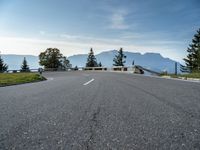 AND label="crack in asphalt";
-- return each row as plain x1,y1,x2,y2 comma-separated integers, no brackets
85,107,101,150
116,77,200,120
